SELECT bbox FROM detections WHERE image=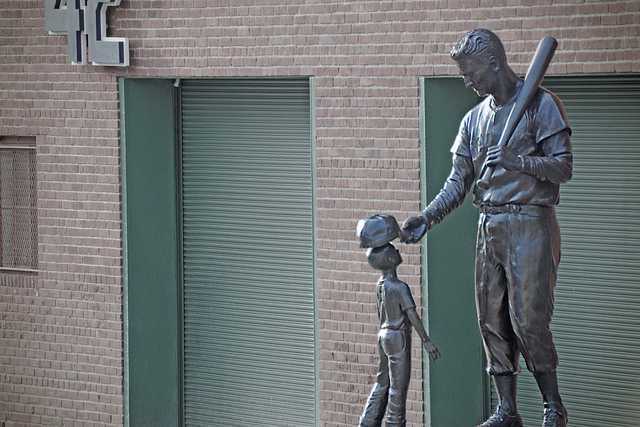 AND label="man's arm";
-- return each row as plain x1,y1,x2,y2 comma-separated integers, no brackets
485,129,572,184
423,153,475,224
402,153,474,242
521,129,572,183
